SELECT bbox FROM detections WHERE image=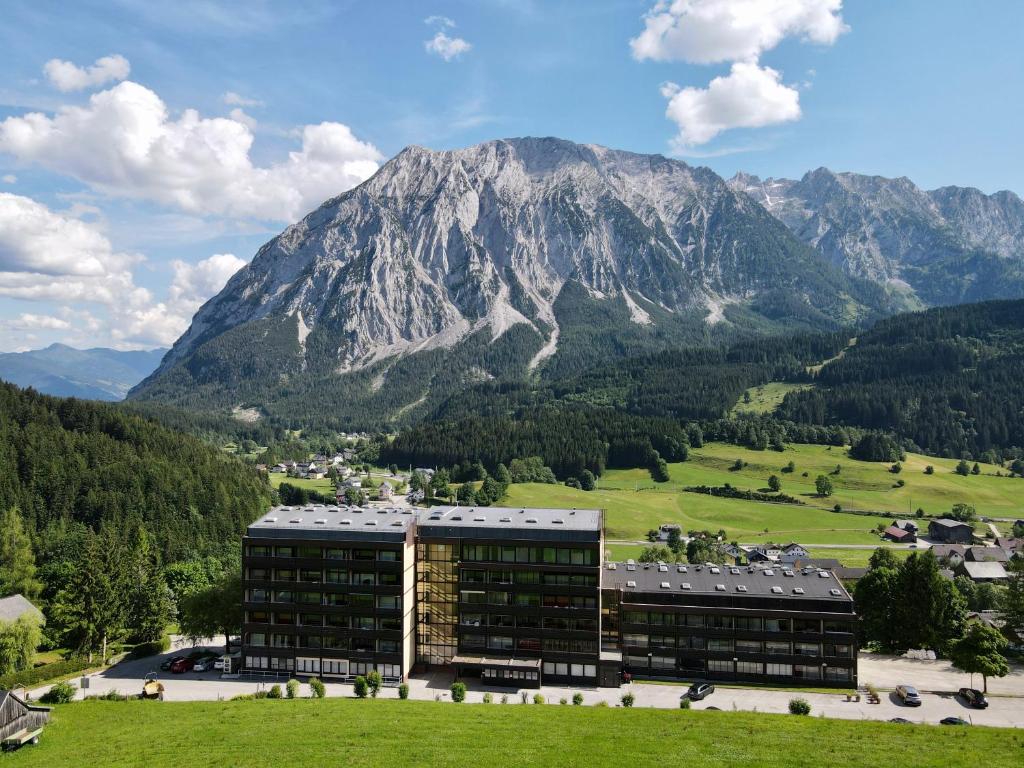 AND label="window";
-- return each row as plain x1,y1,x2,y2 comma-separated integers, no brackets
622,611,647,625
268,657,293,671
489,570,513,584
514,571,540,584
766,663,793,676
487,591,510,606
353,572,376,586
325,548,349,560
297,592,321,605
794,665,821,680
487,636,514,651
542,617,570,631
824,643,852,658
734,617,763,631
679,635,705,650
247,568,270,580
349,594,374,607
794,618,820,633
248,610,269,623
708,660,733,673
377,550,398,561
325,570,349,584
274,569,295,582
247,632,266,647
795,642,821,656
246,655,268,670
682,614,704,628
323,594,348,607
765,641,791,655
706,615,733,629
276,546,296,558
352,549,376,561
517,637,541,651
543,662,569,676
297,545,321,559
271,634,294,648
274,591,294,604
247,589,269,603
736,640,762,654
299,634,321,649
299,569,322,583
707,638,733,652
649,634,676,649
824,620,851,634
736,661,762,675
462,634,486,648
648,612,671,626
274,612,294,625
764,618,792,633
351,638,373,653
377,595,401,610
489,614,514,628
299,613,323,626
378,640,399,654
518,615,540,629
463,570,486,584
354,616,375,631
461,613,485,627
460,590,486,604
623,633,648,648
322,635,348,649
322,659,348,676
378,617,402,631
825,667,851,681
247,545,271,557
515,593,540,607
650,655,675,669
